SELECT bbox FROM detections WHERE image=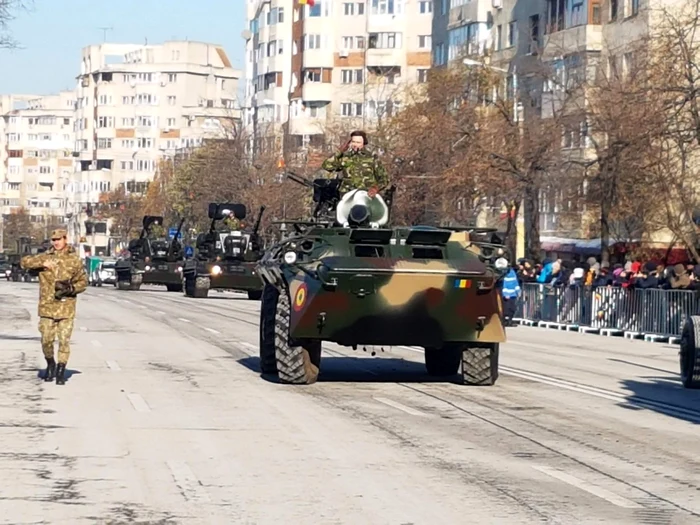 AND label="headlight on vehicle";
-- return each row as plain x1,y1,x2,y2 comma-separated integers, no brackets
145,265,151,271
494,257,508,270
283,251,297,264
176,266,183,272
211,265,222,275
